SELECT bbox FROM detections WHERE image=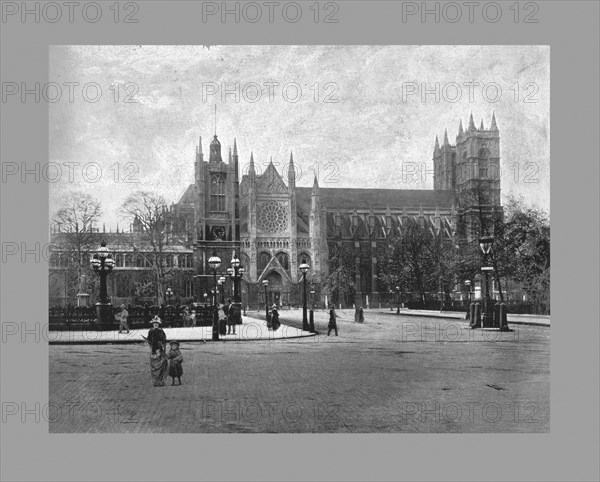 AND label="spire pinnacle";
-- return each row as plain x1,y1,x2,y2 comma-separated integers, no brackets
480,118,484,130
198,136,203,154
443,128,449,146
313,174,319,189
249,152,255,178
288,150,296,186
228,147,232,163
434,135,440,152
233,138,238,156
469,112,475,130
458,119,464,136
490,111,498,130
